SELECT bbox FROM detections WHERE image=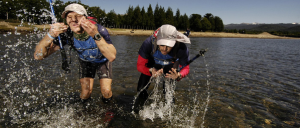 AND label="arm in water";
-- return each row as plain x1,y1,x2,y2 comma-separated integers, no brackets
34,23,68,60
80,17,116,62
